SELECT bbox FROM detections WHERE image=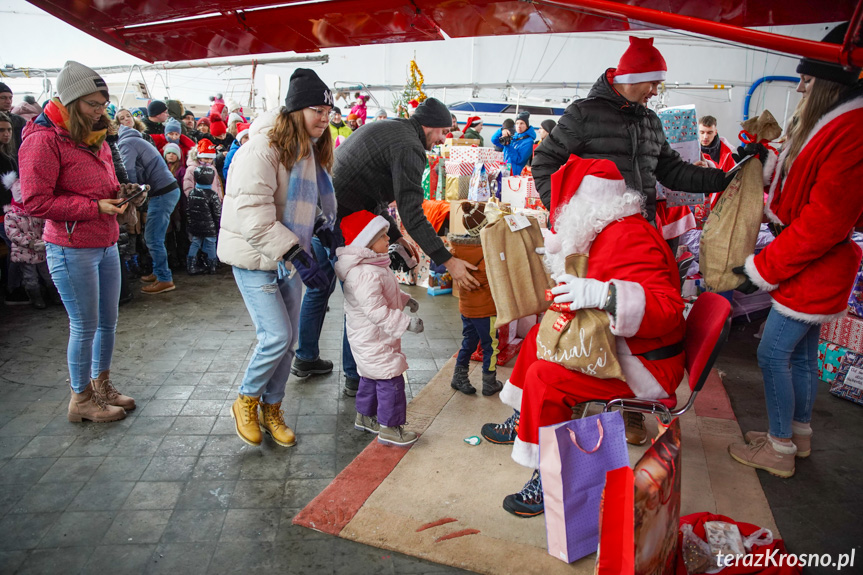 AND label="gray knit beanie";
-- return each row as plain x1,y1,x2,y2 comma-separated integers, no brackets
56,61,108,106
